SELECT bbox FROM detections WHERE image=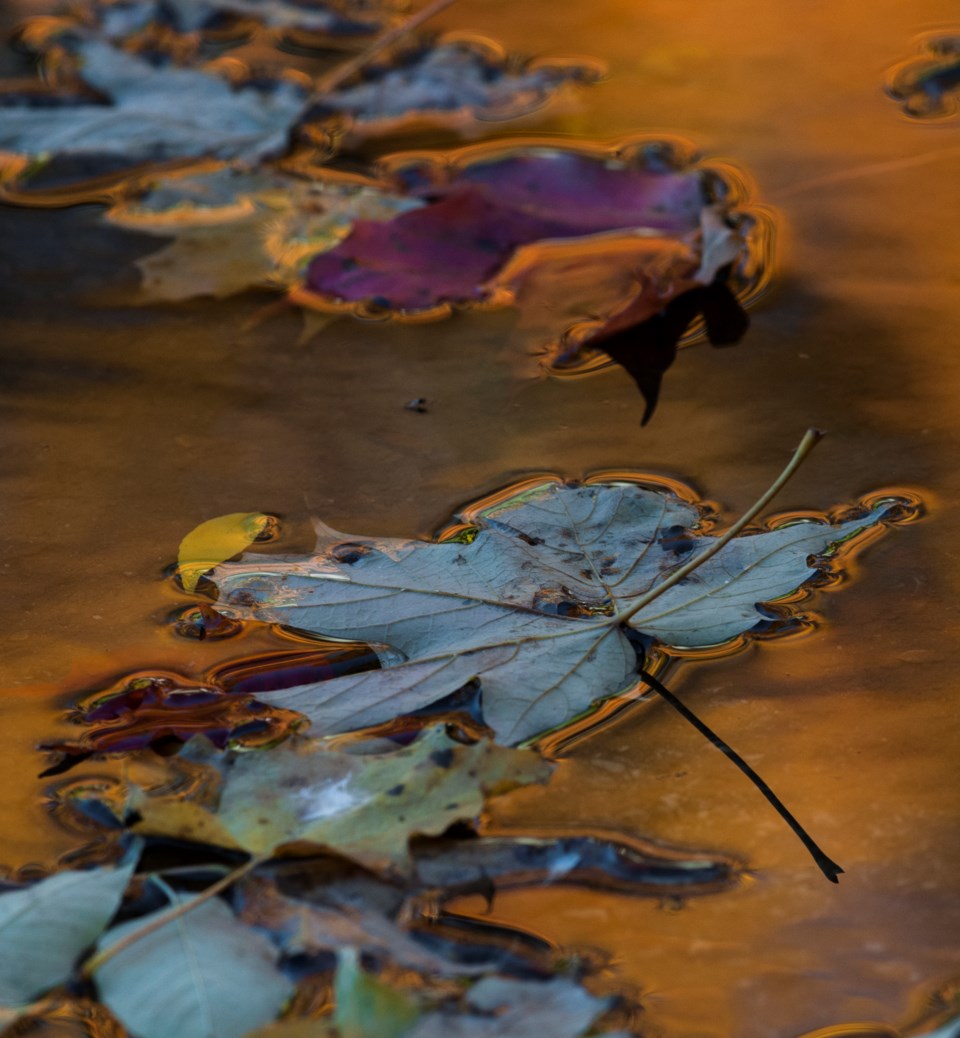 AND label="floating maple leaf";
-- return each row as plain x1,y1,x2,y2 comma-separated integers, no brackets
303,36,603,143
0,39,307,163
210,475,907,745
